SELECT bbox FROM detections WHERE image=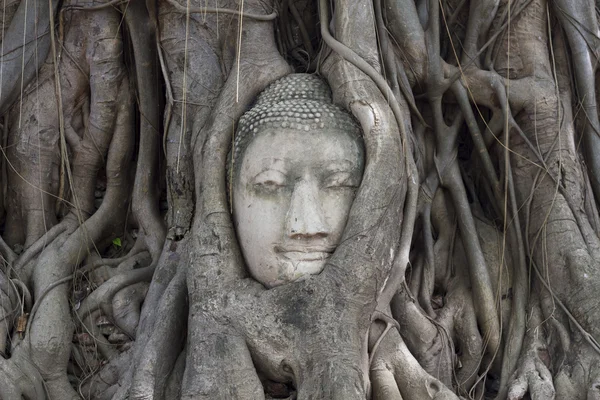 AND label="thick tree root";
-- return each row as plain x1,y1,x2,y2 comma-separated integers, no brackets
0,348,45,399
371,329,460,400
506,354,554,400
